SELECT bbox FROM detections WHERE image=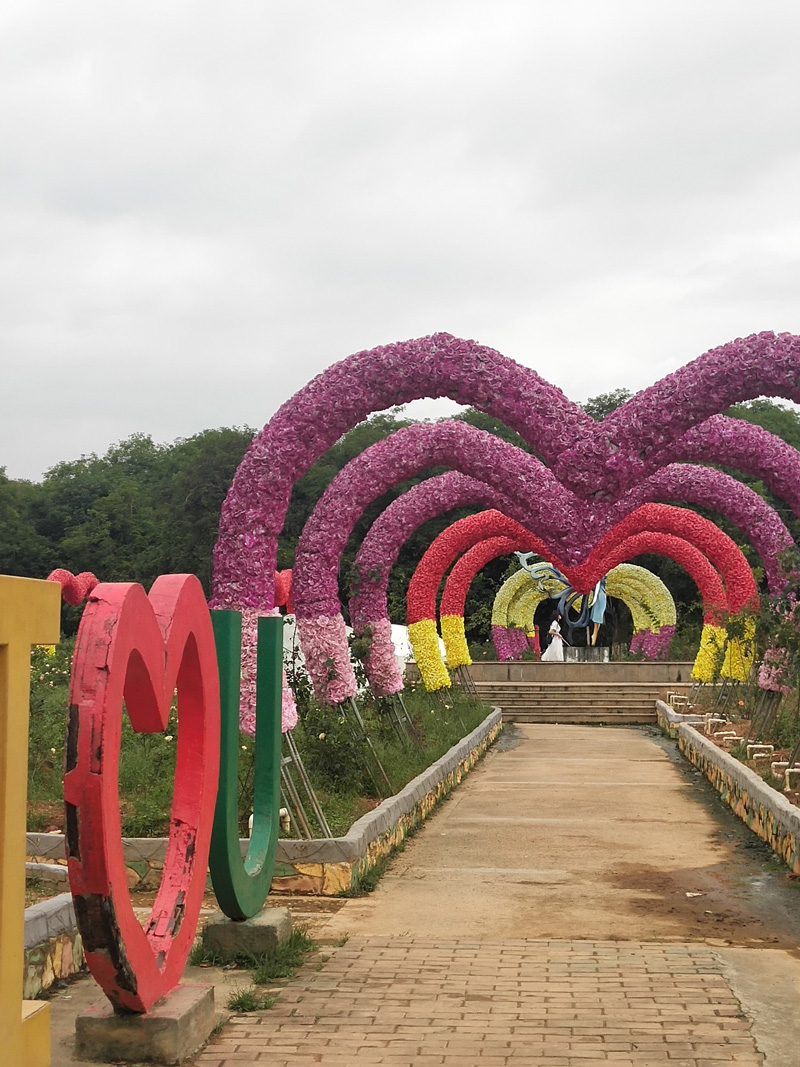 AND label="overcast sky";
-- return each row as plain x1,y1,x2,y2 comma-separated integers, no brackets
3,1,800,481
